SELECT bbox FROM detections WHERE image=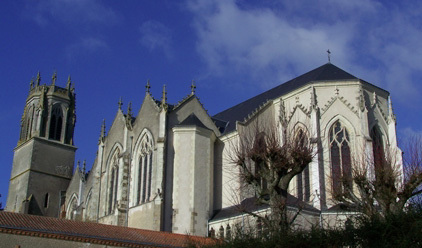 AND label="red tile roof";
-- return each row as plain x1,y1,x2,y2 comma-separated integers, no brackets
0,211,216,247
